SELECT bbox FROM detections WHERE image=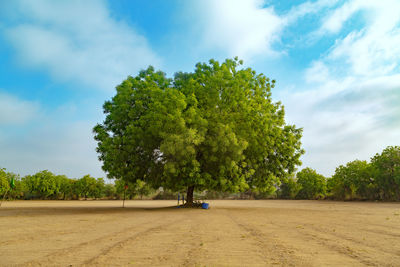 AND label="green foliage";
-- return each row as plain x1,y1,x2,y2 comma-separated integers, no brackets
328,160,374,200
23,170,62,199
0,168,10,195
16,171,111,200
278,175,301,199
326,147,400,201
2,147,398,202
115,179,153,199
57,175,74,199
93,58,304,201
371,146,400,200
104,183,117,199
94,178,106,198
0,168,152,200
296,168,326,199
135,180,153,199
6,174,26,199
115,179,133,199
75,175,98,199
